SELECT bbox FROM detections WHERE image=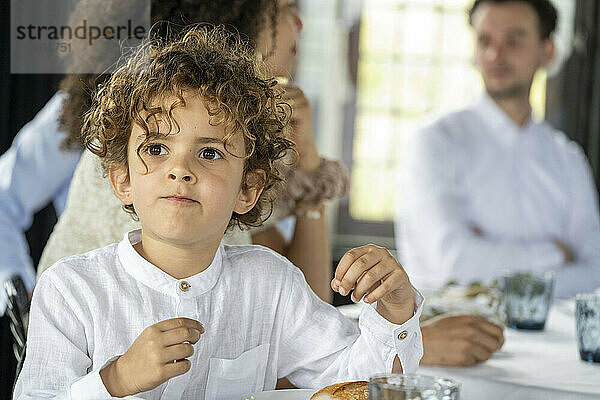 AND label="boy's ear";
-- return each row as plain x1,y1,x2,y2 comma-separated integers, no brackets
108,163,133,206
234,170,266,215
